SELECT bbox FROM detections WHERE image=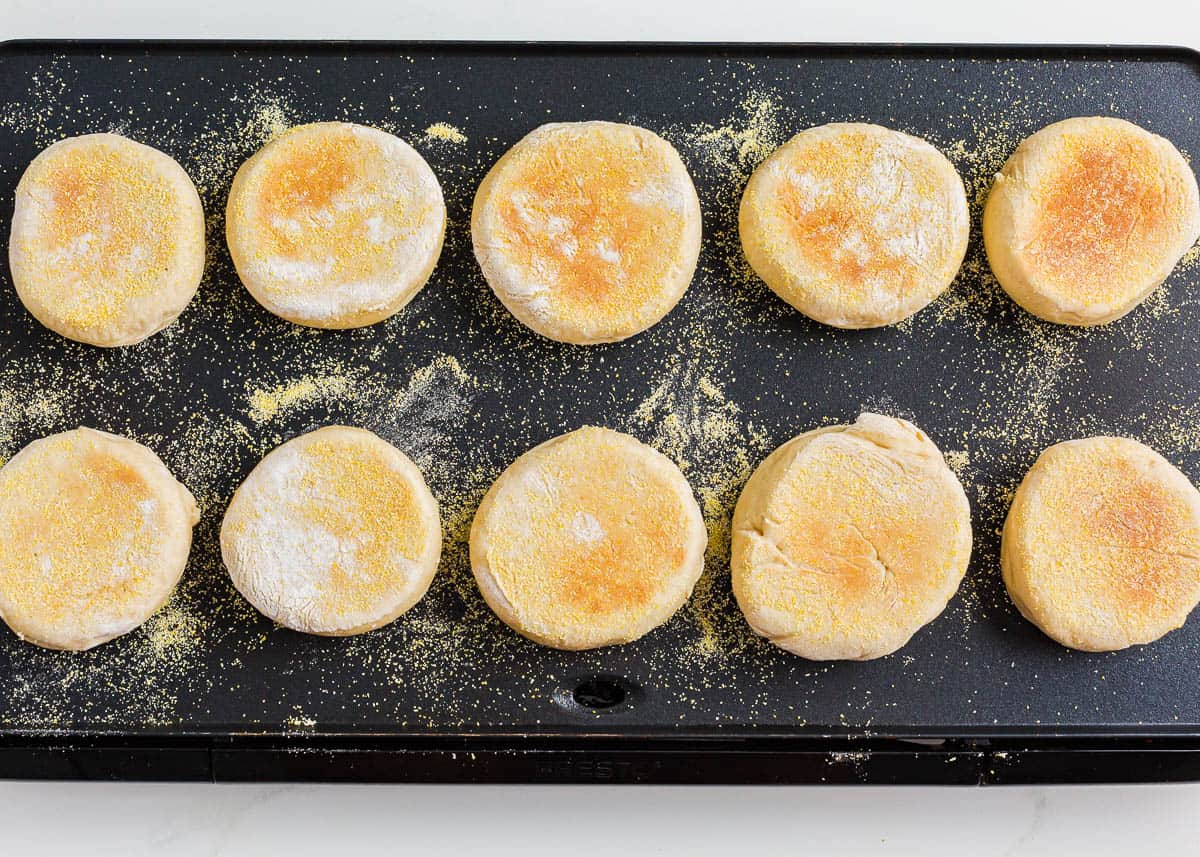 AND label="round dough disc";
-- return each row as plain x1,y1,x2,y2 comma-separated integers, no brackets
220,426,441,636
731,413,972,660
471,121,702,344
0,427,199,651
9,133,206,347
226,122,446,329
469,426,707,650
1001,436,1200,651
738,123,969,328
983,116,1200,326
